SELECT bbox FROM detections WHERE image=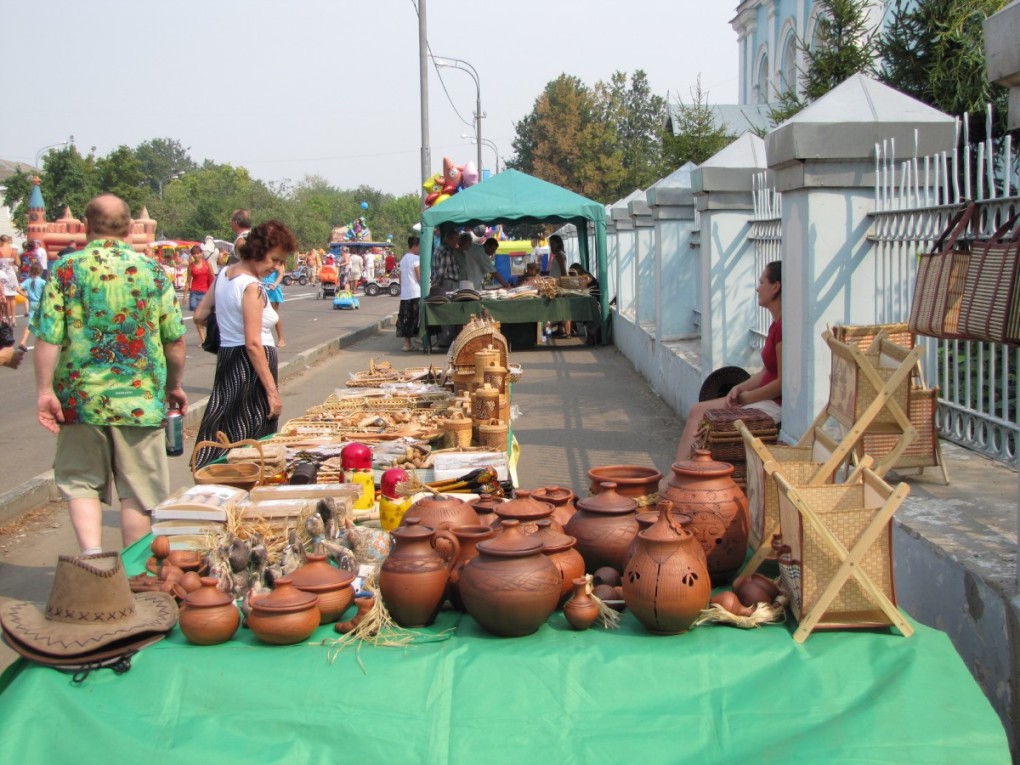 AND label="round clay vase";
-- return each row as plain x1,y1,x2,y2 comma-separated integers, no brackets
379,520,460,627
247,578,321,645
468,495,505,528
587,465,663,507
623,499,712,635
444,524,498,610
402,494,478,532
564,482,640,573
458,520,561,637
661,449,750,586
289,553,356,624
493,490,560,534
531,486,578,528
627,508,704,567
563,578,600,631
732,573,781,607
179,577,240,646
533,519,585,605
